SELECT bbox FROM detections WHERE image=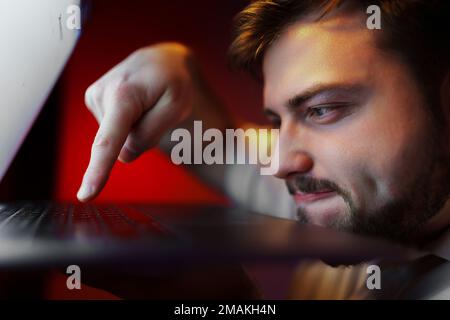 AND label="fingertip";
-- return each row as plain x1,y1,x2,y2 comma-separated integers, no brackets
77,196,90,203
77,183,96,203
